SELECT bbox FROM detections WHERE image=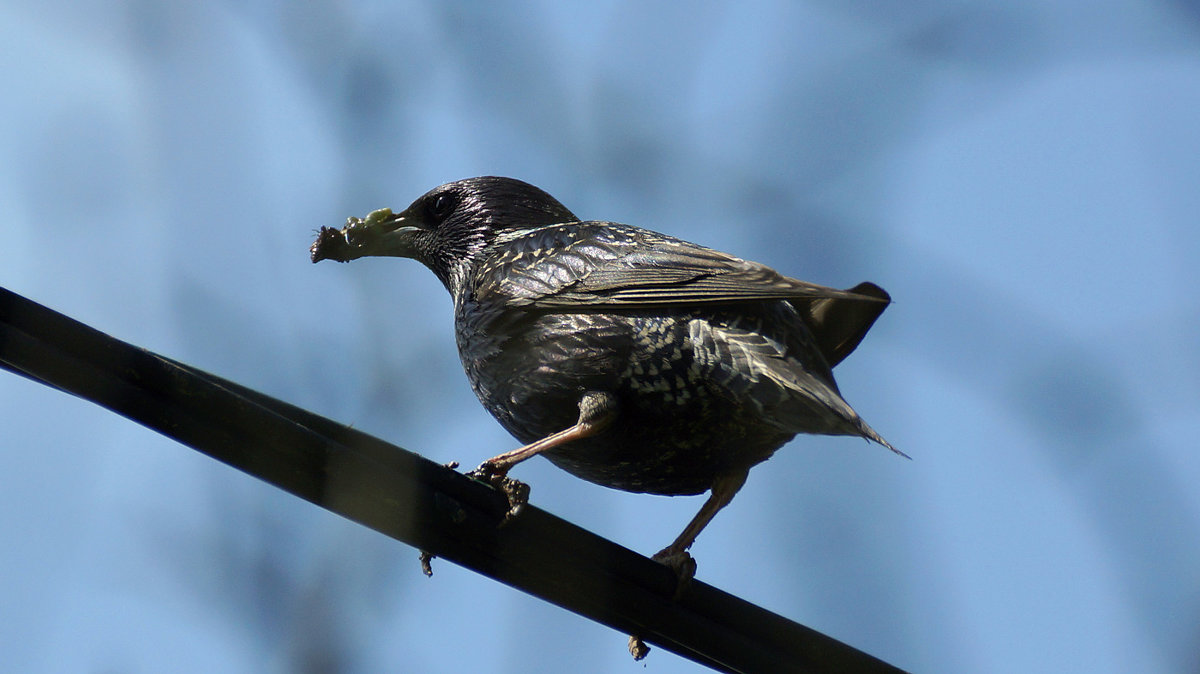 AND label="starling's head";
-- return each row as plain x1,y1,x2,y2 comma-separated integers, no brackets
311,176,577,294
